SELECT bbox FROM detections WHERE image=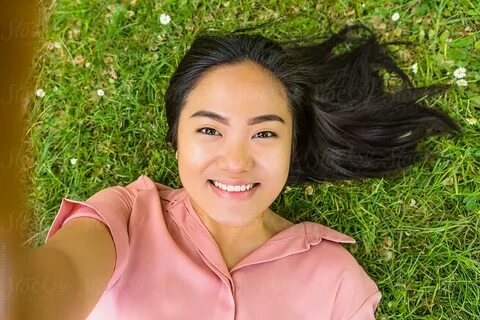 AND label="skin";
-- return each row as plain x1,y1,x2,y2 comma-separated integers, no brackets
176,60,294,269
